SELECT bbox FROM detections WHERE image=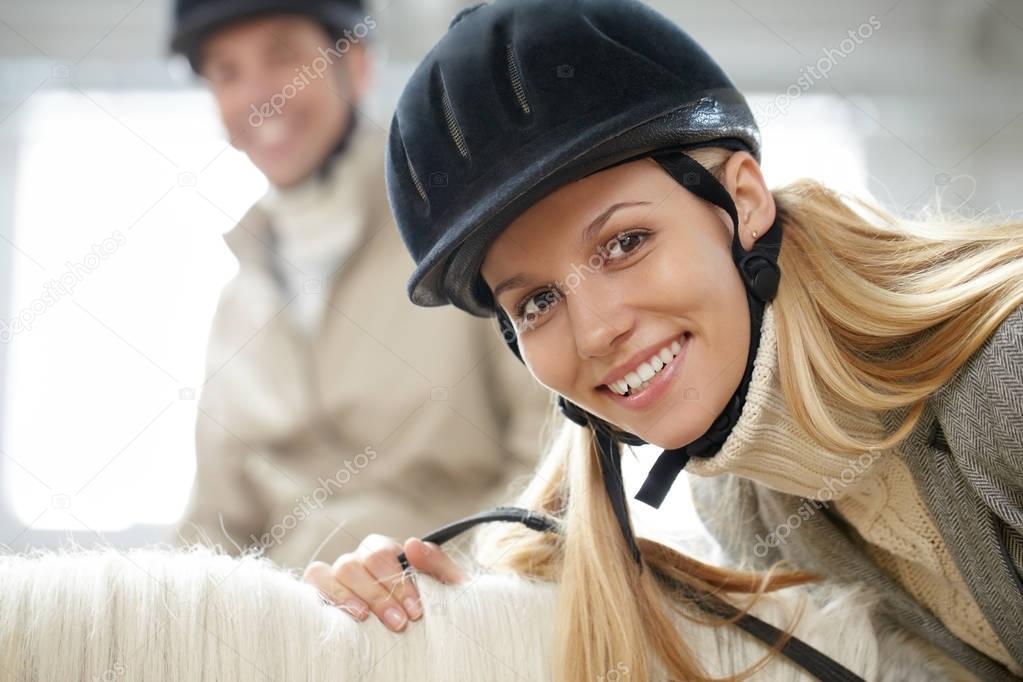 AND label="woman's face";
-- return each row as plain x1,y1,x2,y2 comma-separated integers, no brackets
481,152,775,449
